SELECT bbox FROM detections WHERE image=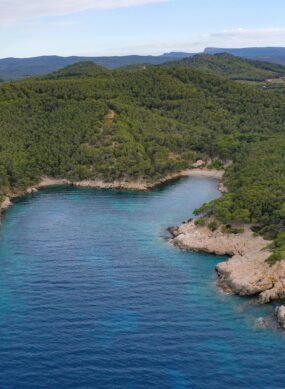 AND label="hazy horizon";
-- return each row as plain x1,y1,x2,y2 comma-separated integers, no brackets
1,0,285,58
3,46,285,60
